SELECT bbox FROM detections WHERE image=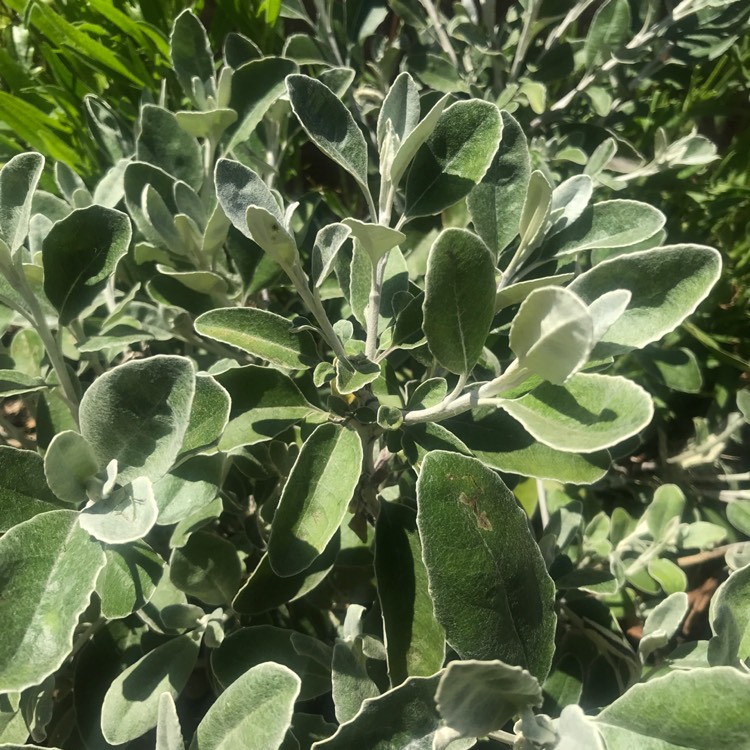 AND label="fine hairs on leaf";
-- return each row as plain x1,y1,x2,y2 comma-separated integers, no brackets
0,3,741,749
